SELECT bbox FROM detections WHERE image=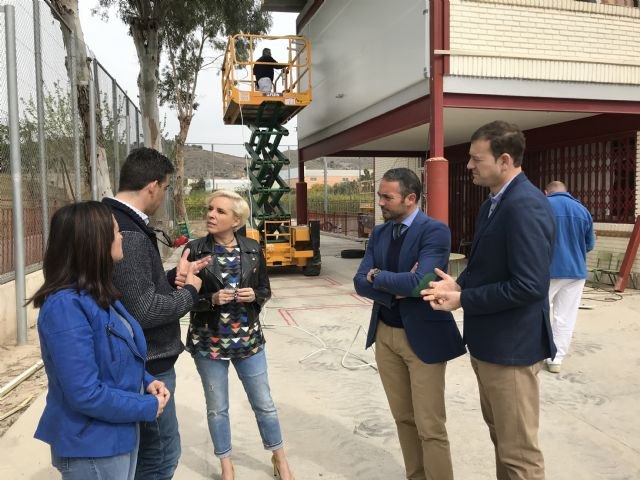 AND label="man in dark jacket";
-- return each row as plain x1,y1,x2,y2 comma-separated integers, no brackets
253,47,287,93
423,121,556,480
103,147,208,480
354,168,465,480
